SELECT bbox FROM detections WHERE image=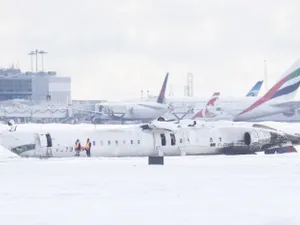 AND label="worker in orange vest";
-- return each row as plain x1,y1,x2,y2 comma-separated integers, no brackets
85,138,91,157
74,139,81,157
